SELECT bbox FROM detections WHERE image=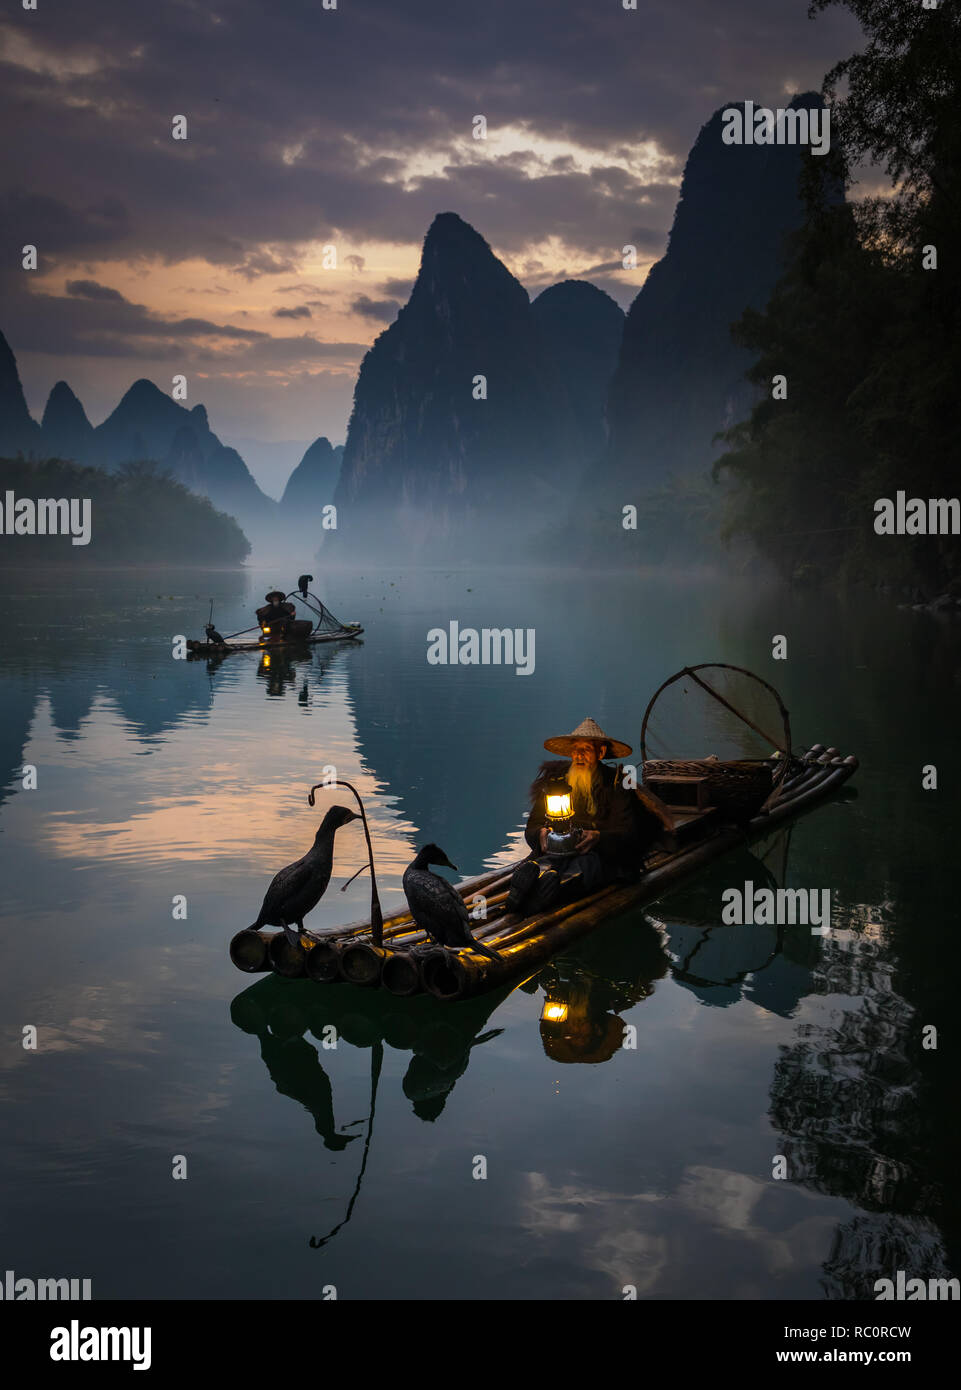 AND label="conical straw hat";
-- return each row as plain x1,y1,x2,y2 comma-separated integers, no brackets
543,716,632,759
